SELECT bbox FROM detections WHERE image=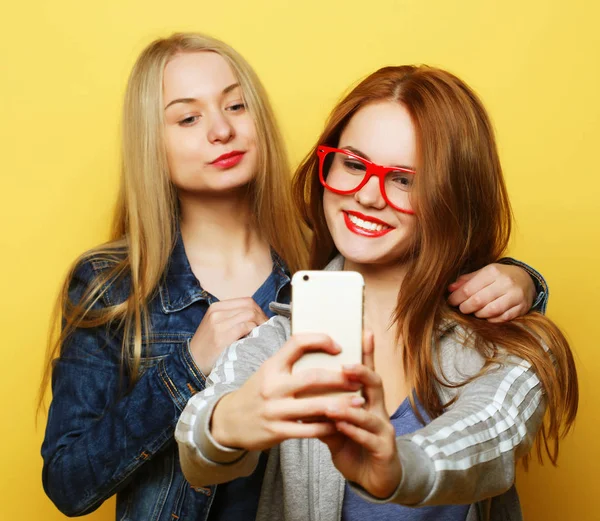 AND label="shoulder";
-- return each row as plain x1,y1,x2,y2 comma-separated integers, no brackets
434,321,539,396
434,321,519,385
67,242,130,307
435,323,488,385
72,246,127,278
